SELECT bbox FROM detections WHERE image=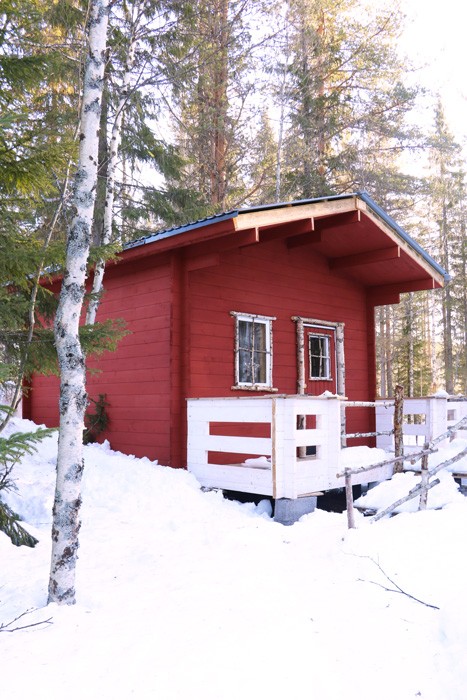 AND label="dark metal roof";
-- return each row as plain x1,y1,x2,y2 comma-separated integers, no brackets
123,193,357,250
123,191,450,282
